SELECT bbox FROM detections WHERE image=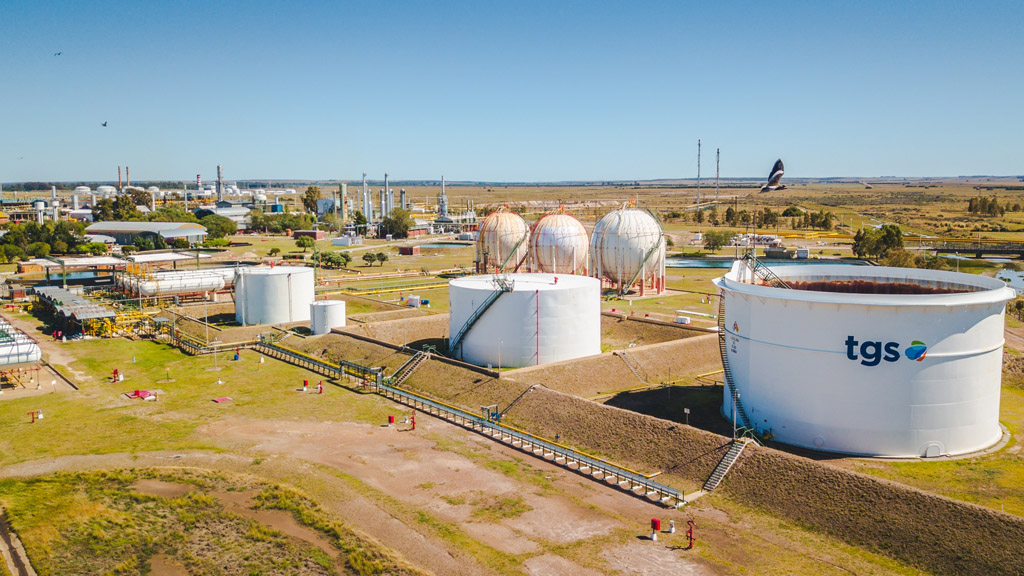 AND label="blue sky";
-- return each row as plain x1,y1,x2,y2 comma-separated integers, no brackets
1,1,1021,182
